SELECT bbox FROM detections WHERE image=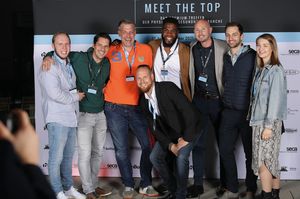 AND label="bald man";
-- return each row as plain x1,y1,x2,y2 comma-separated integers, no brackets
187,19,228,198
